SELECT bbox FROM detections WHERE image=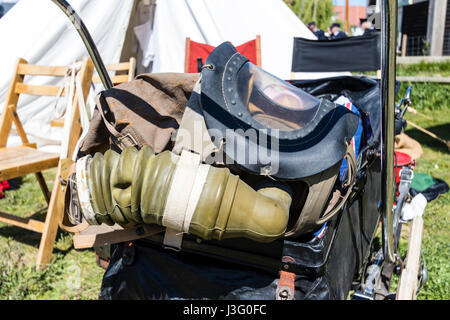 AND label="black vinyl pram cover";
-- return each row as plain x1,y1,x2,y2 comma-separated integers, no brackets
99,76,382,300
